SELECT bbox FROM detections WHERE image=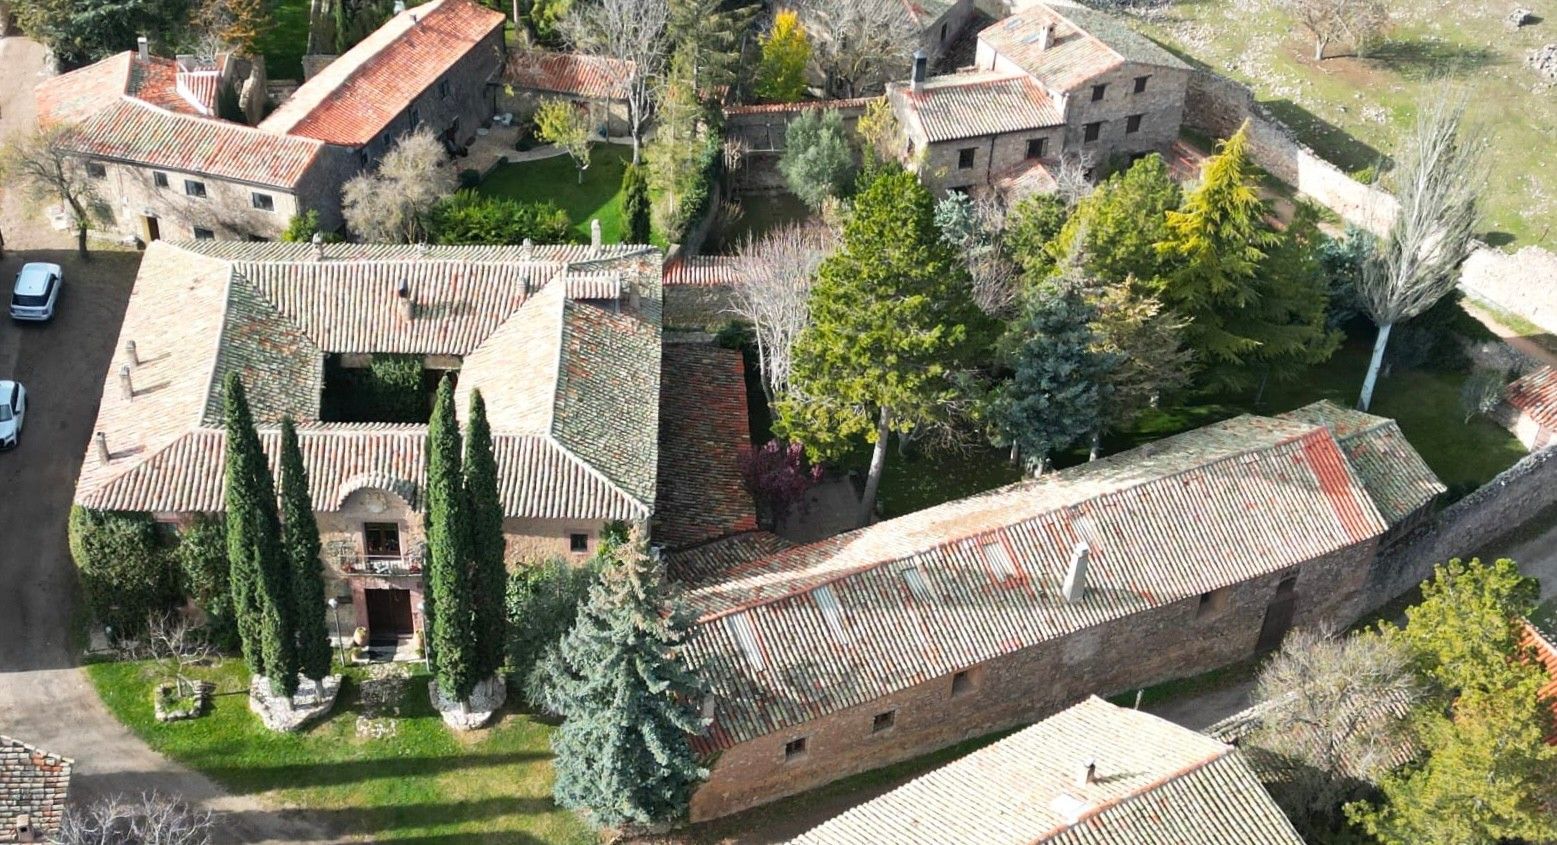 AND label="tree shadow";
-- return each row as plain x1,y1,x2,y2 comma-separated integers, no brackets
217,796,565,843
1259,99,1390,174
1364,39,1500,81
1483,231,1518,248
198,750,552,790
